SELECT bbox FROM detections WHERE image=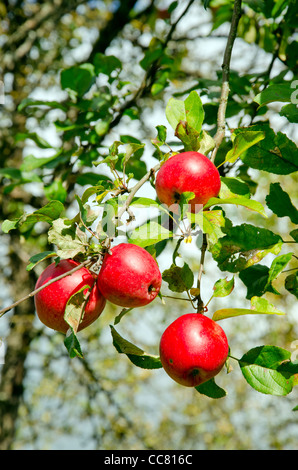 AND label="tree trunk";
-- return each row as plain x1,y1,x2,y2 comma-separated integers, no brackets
0,242,38,450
